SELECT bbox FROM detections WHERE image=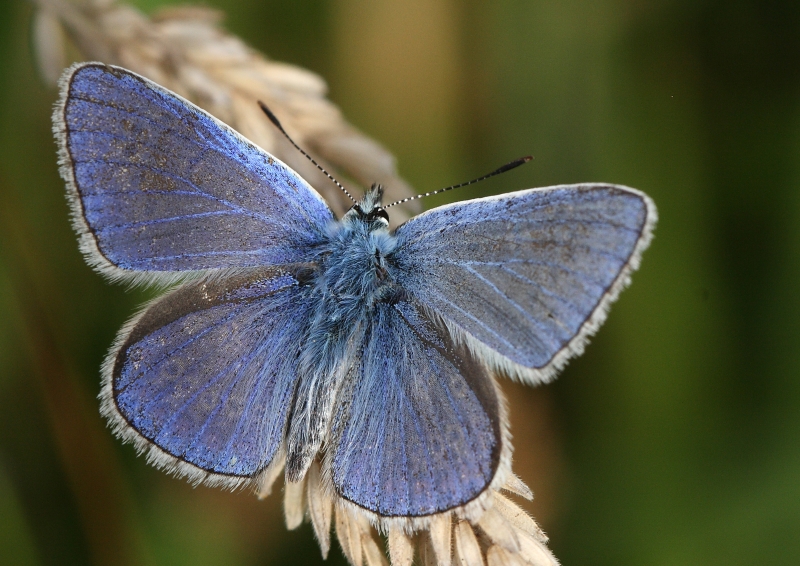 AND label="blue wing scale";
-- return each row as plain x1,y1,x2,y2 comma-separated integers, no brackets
55,63,334,280
329,300,505,517
101,269,310,482
392,184,656,382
